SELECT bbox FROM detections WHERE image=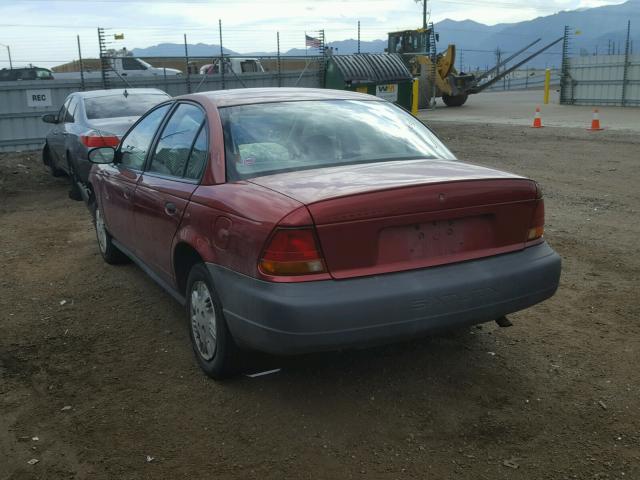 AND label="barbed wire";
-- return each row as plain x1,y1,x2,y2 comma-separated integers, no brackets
0,18,631,70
